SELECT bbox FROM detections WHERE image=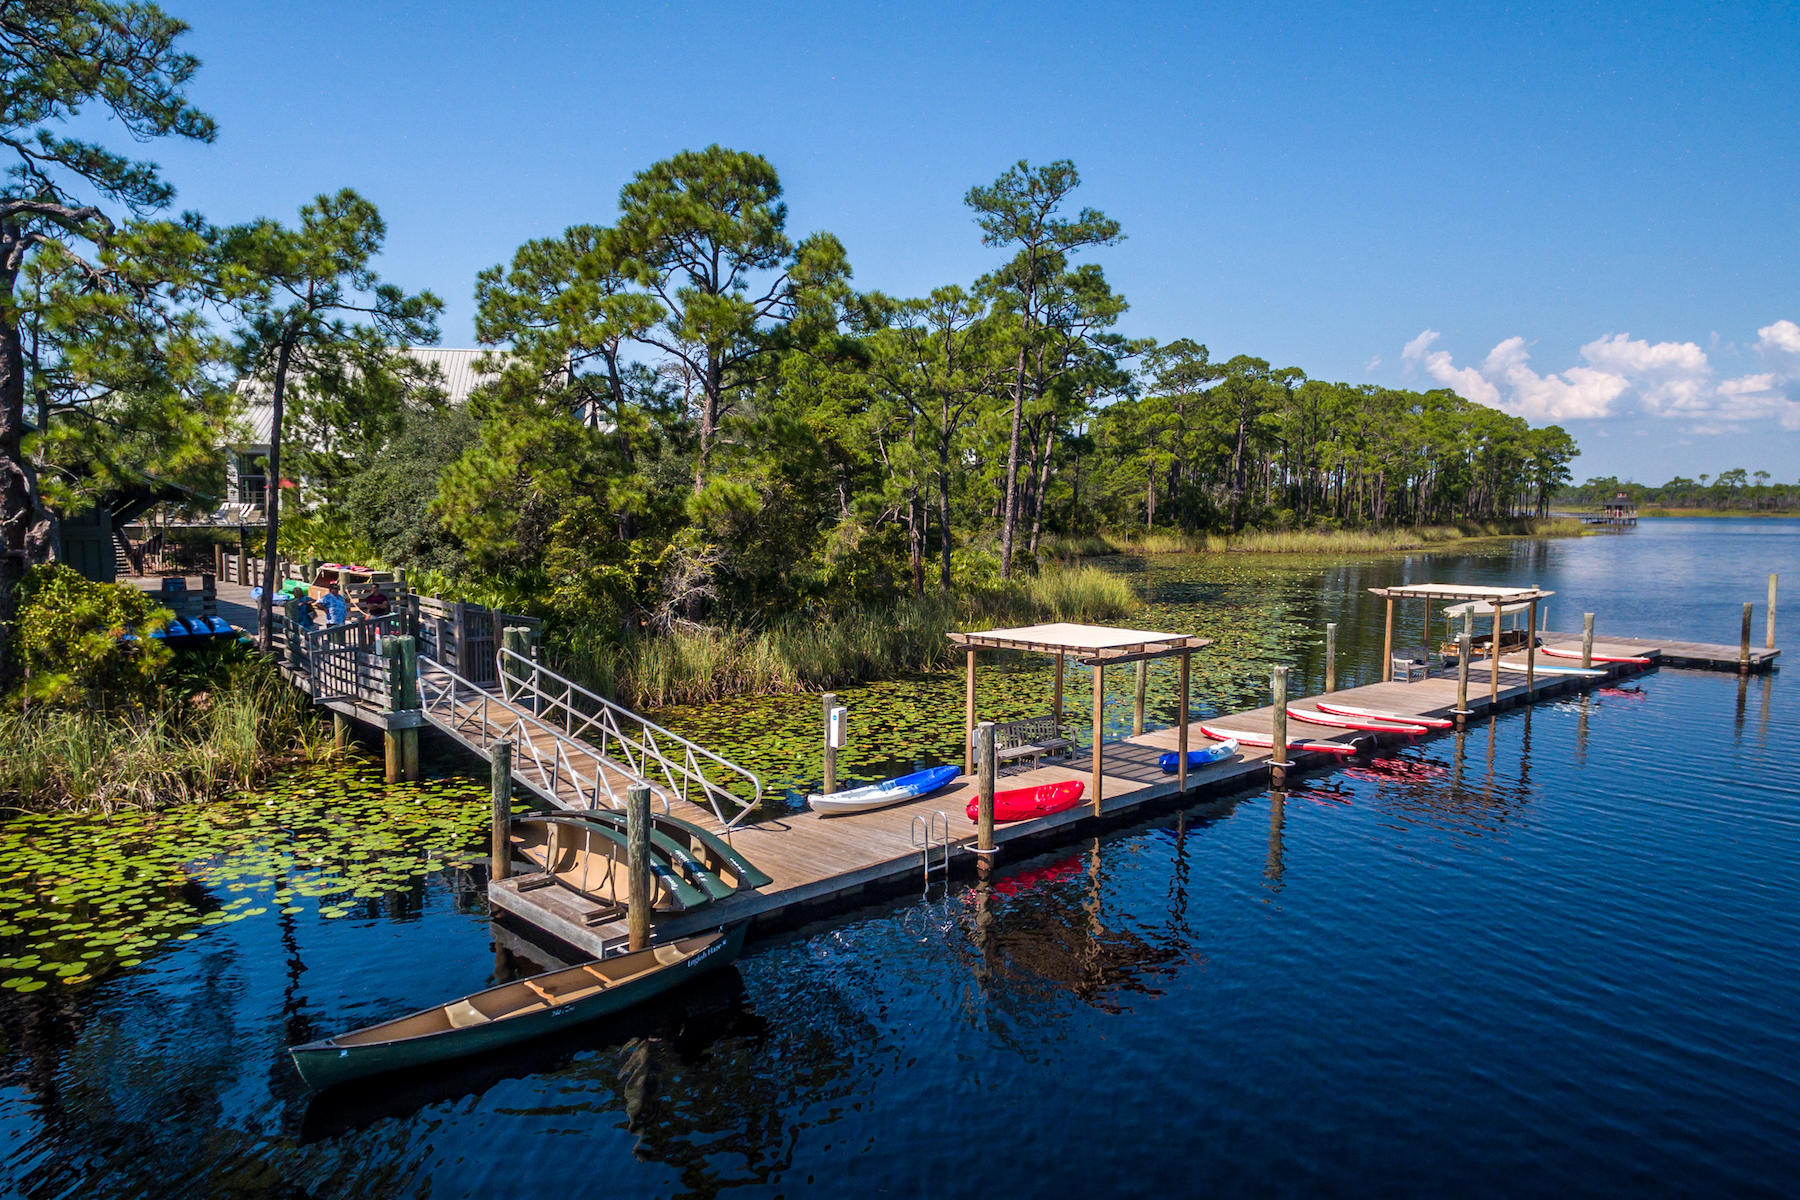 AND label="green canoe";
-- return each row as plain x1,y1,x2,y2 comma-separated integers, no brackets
289,924,746,1092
